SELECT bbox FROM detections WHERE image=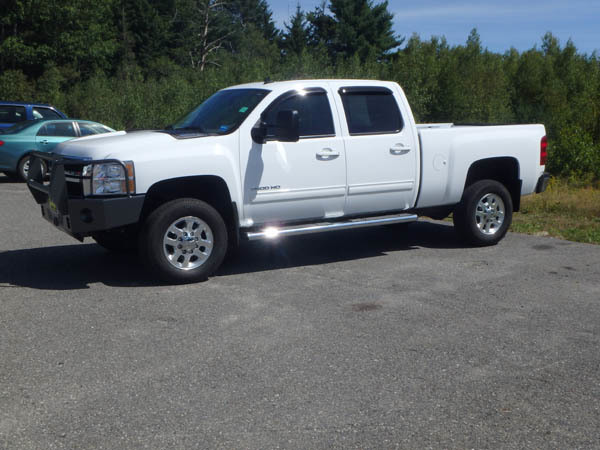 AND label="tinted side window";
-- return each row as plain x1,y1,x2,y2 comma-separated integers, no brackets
264,91,335,138
37,122,77,137
339,89,403,135
32,107,61,120
0,105,27,123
